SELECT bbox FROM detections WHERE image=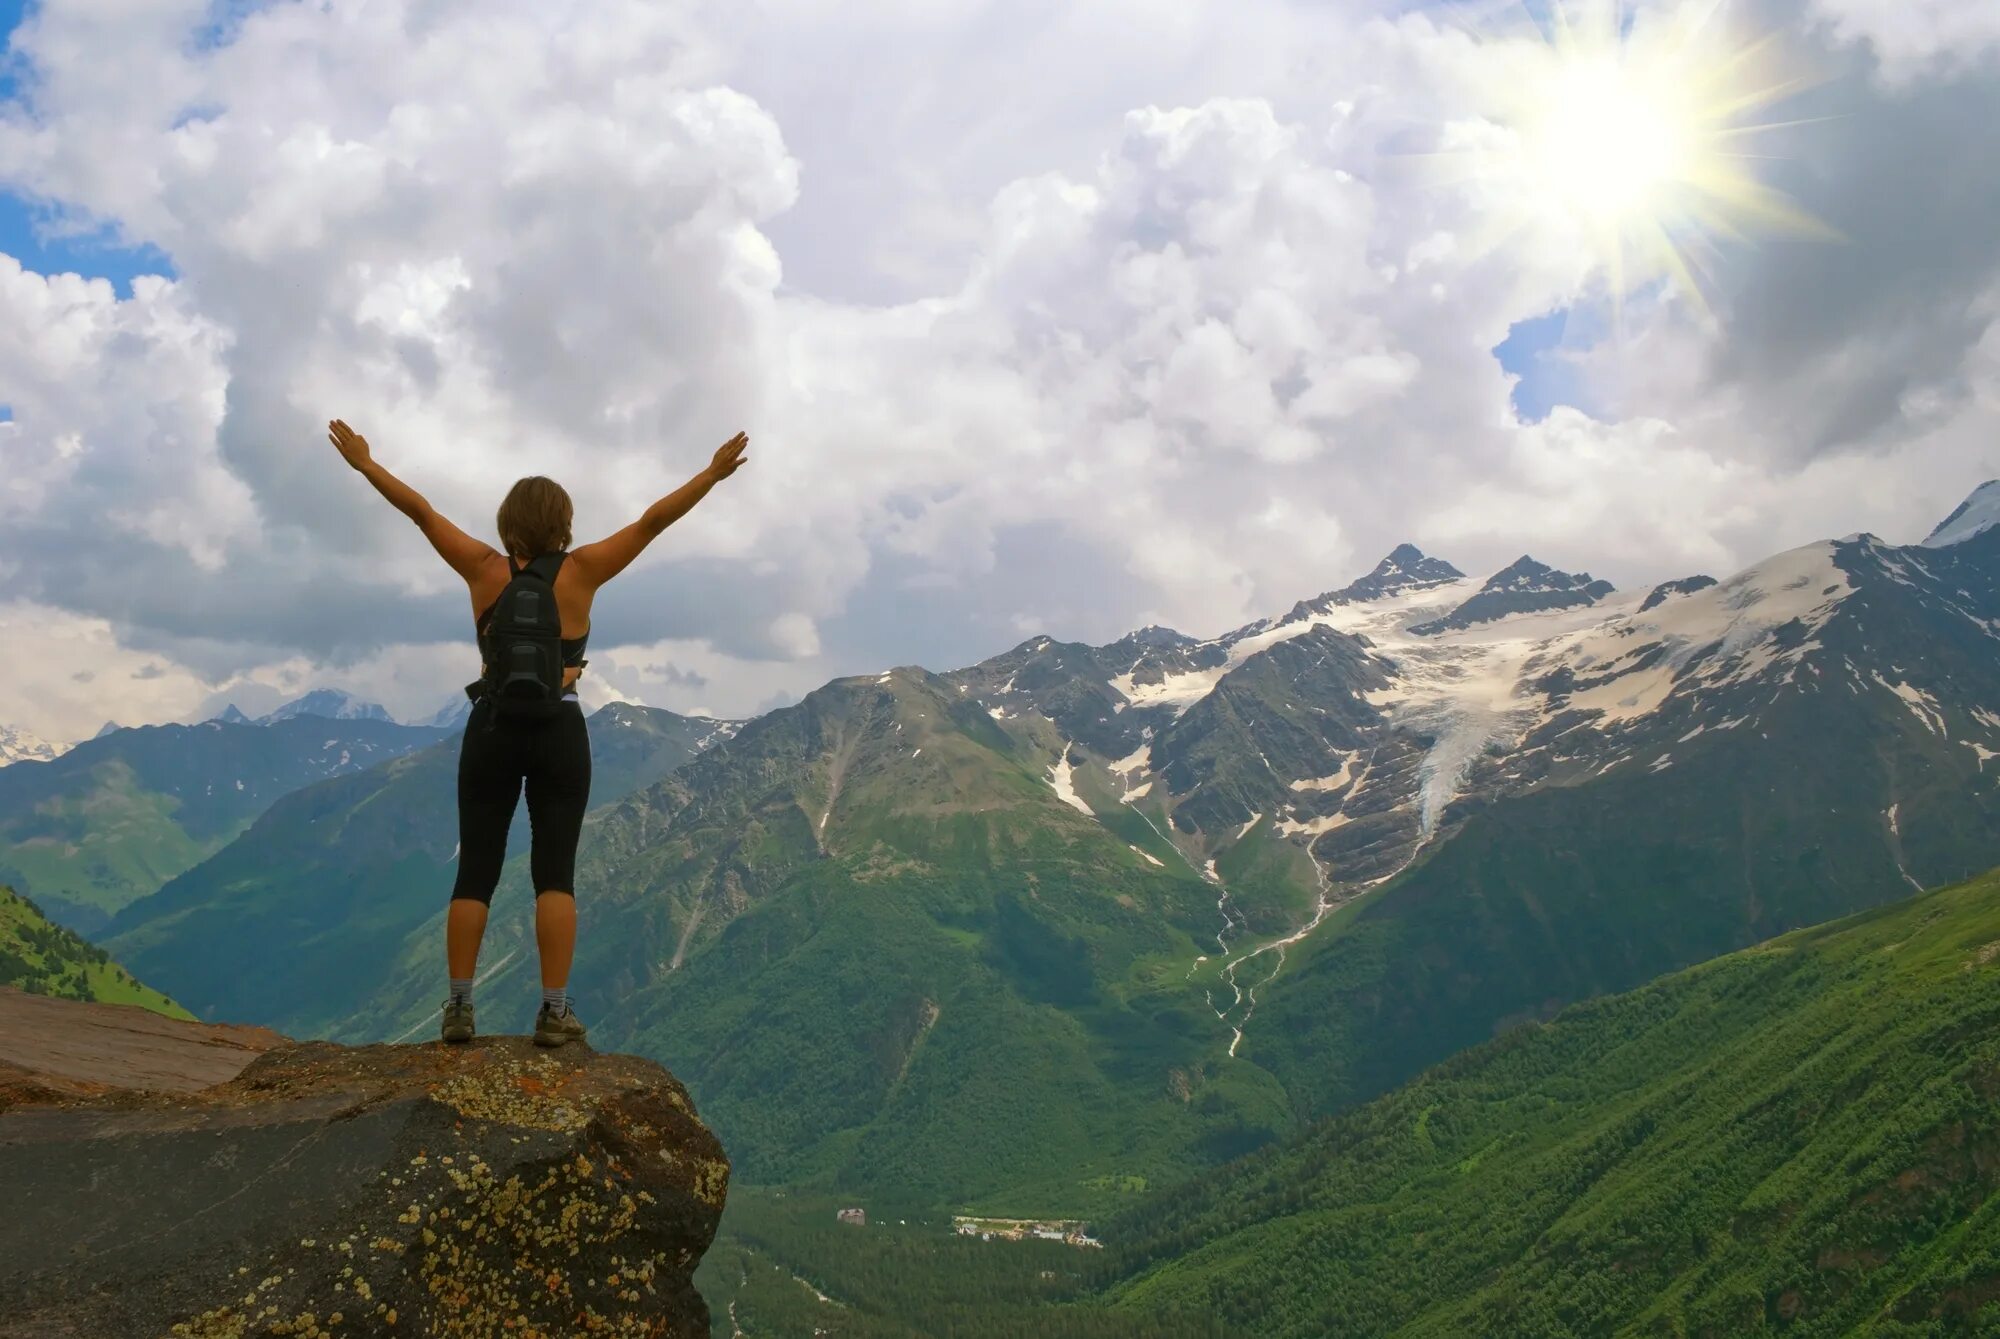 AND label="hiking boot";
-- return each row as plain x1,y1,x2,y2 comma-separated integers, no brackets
440,998,475,1044
533,1003,588,1048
